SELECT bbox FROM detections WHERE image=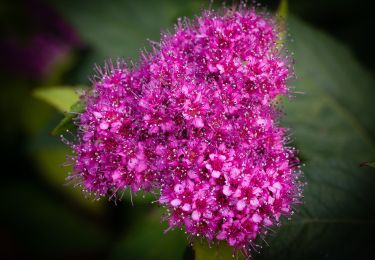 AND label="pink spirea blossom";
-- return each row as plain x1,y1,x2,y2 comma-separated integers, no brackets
71,6,302,252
